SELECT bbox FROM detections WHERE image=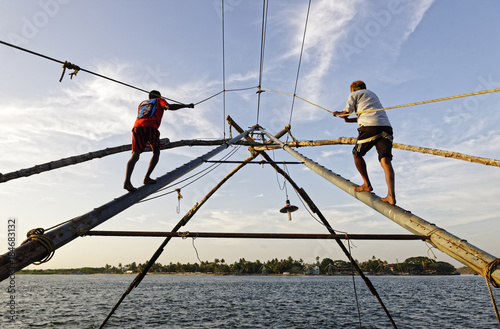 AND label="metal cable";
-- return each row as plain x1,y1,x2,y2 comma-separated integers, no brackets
0,40,185,104
288,0,312,126
256,0,269,125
